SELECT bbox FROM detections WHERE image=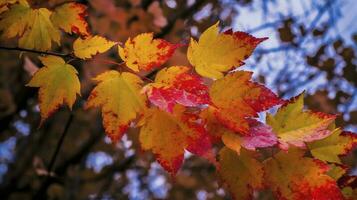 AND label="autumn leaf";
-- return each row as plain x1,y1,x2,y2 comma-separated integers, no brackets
139,106,212,175
51,2,90,37
0,0,18,13
222,119,277,154
263,149,344,200
210,70,282,134
0,1,60,51
85,71,146,142
26,56,80,123
218,147,263,200
118,33,179,72
308,128,357,163
267,93,336,150
73,36,116,59
143,66,210,112
187,22,267,79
